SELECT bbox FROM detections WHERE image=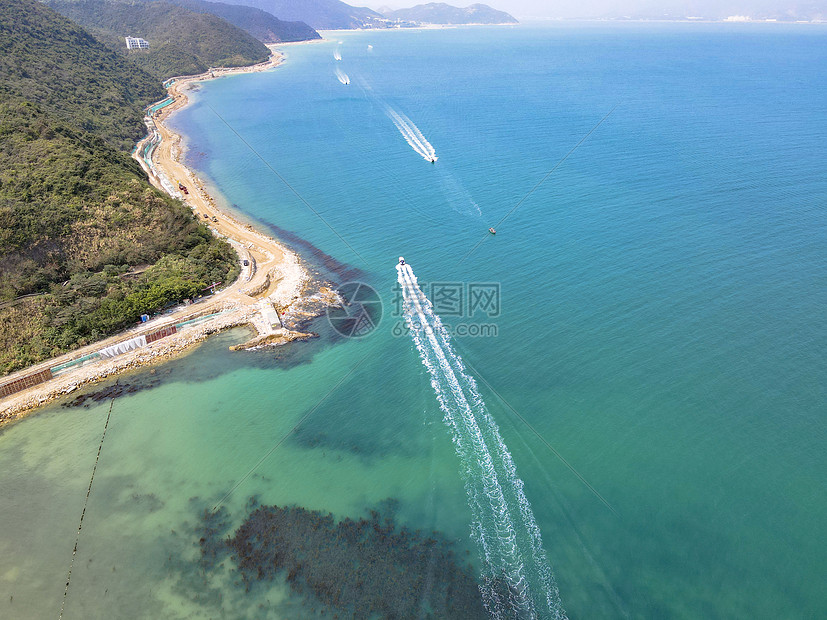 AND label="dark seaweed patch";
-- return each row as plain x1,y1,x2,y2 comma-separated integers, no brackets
185,149,209,167
129,492,164,513
218,499,488,619
62,374,168,408
262,220,364,283
291,421,406,464
198,504,234,570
